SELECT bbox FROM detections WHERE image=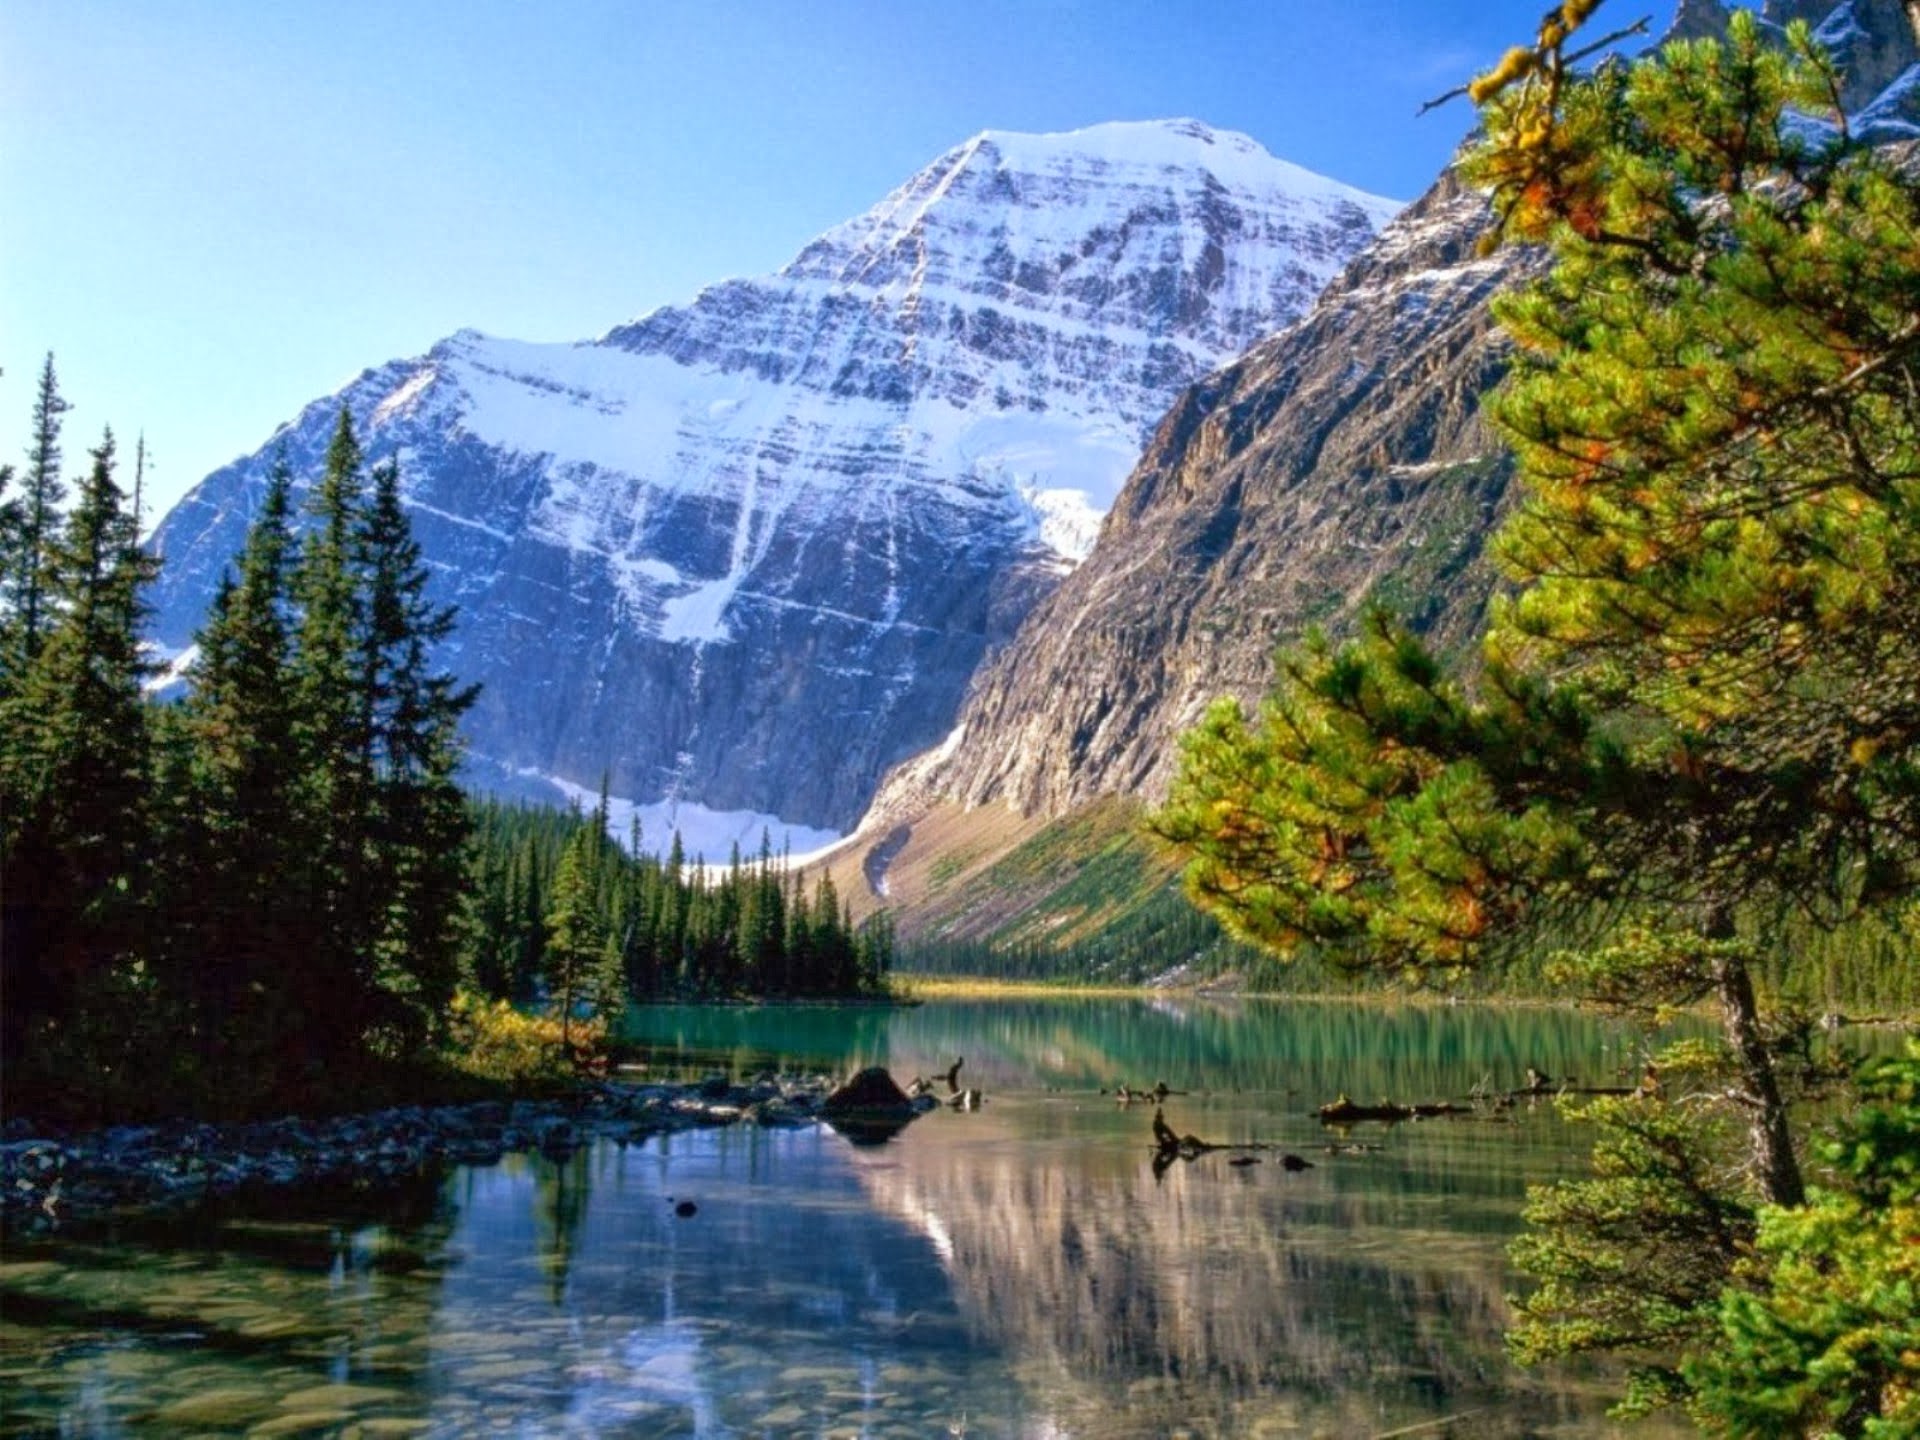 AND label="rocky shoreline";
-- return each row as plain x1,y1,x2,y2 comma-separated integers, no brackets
1,1073,837,1234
